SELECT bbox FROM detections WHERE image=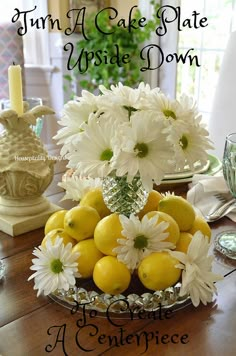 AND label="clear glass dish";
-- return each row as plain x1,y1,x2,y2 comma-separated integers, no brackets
214,230,236,260
49,277,191,318
162,154,222,184
0,260,5,280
